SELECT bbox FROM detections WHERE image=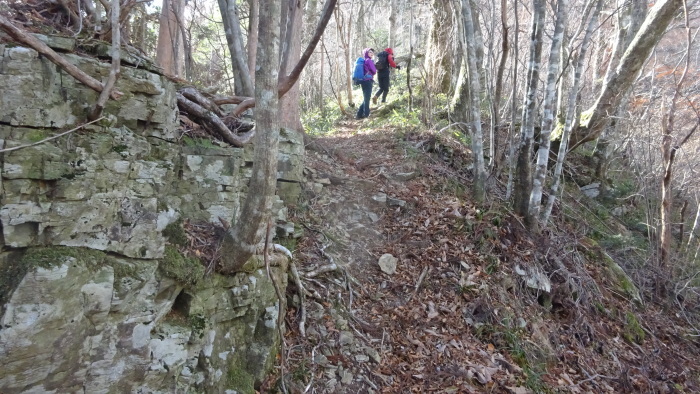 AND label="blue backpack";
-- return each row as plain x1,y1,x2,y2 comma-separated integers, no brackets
352,57,365,85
